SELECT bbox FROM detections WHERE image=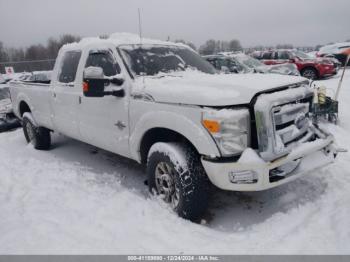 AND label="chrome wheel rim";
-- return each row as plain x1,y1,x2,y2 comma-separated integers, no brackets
303,70,316,79
155,162,180,209
26,122,35,141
